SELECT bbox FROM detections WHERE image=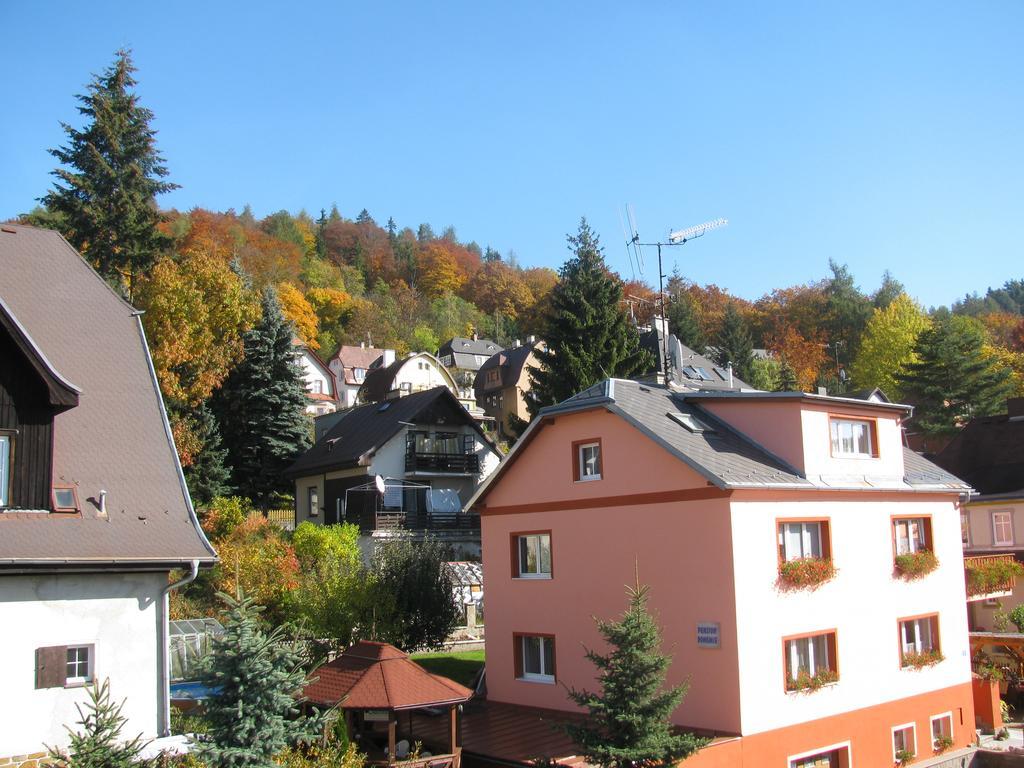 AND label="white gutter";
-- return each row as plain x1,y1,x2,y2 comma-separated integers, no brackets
159,559,200,737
